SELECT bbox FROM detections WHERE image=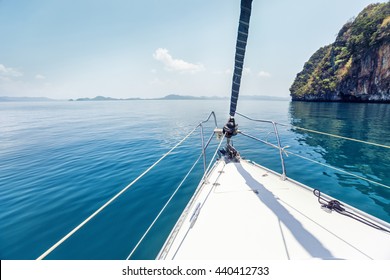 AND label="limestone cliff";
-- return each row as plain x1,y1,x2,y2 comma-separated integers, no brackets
290,2,390,102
